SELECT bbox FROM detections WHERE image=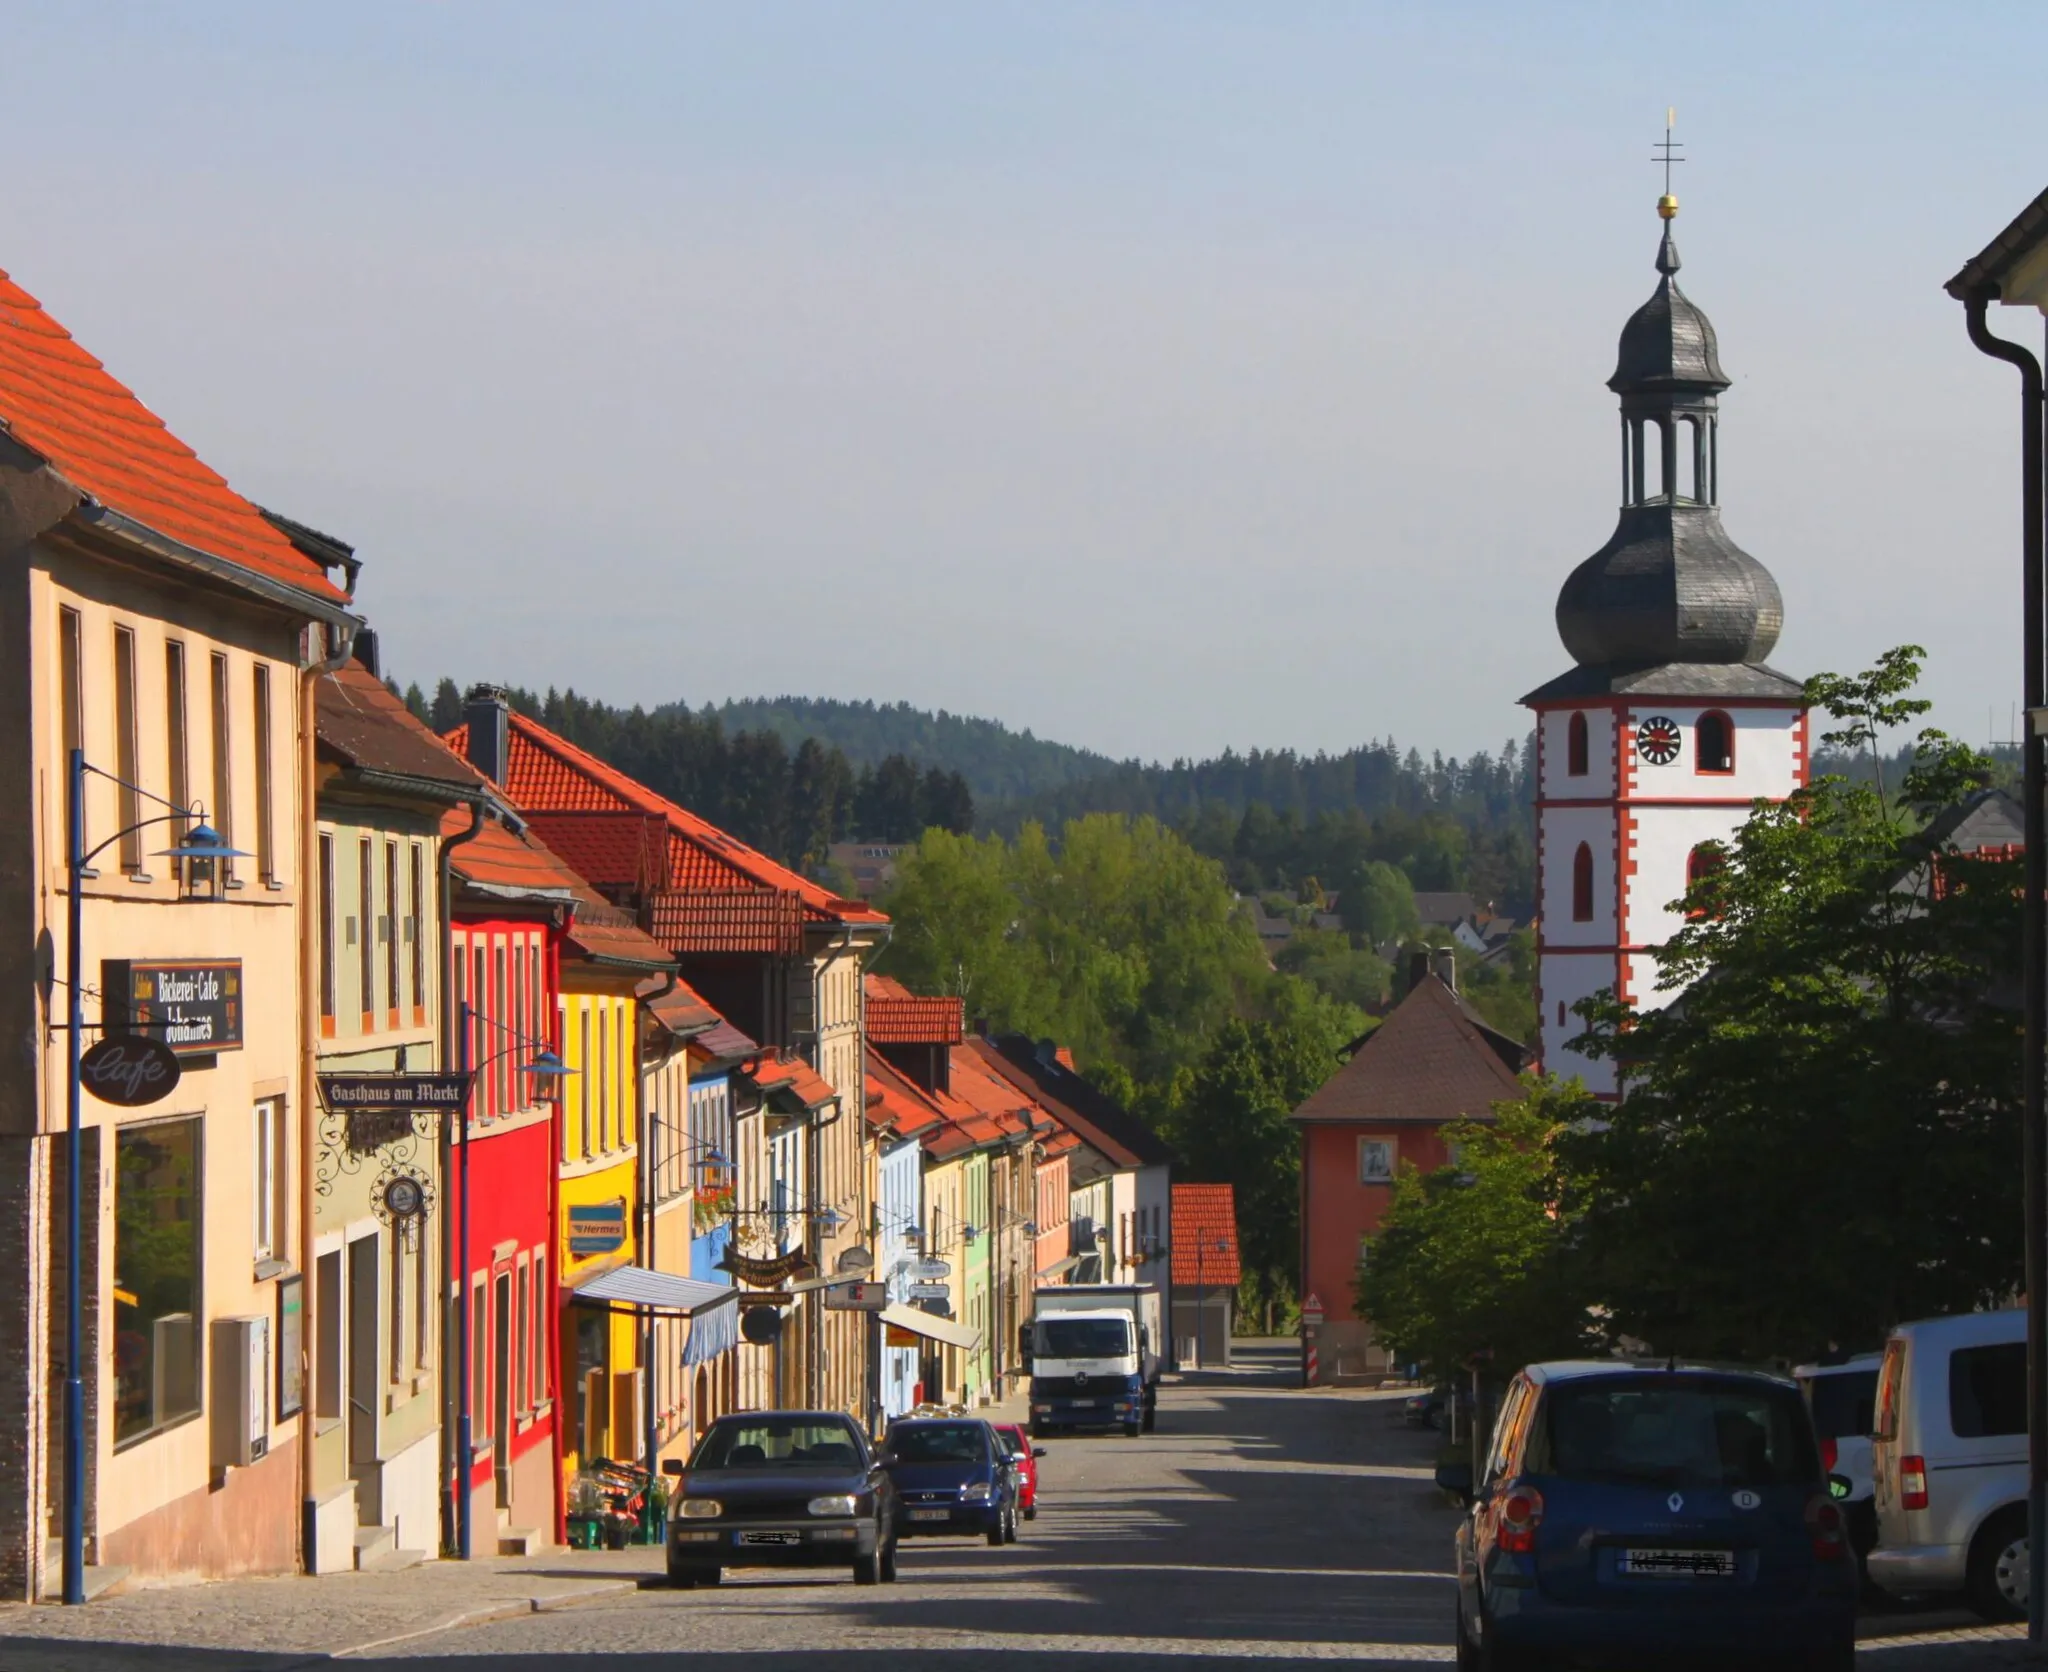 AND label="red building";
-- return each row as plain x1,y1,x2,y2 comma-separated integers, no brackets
1290,965,1531,1383
444,806,586,1552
